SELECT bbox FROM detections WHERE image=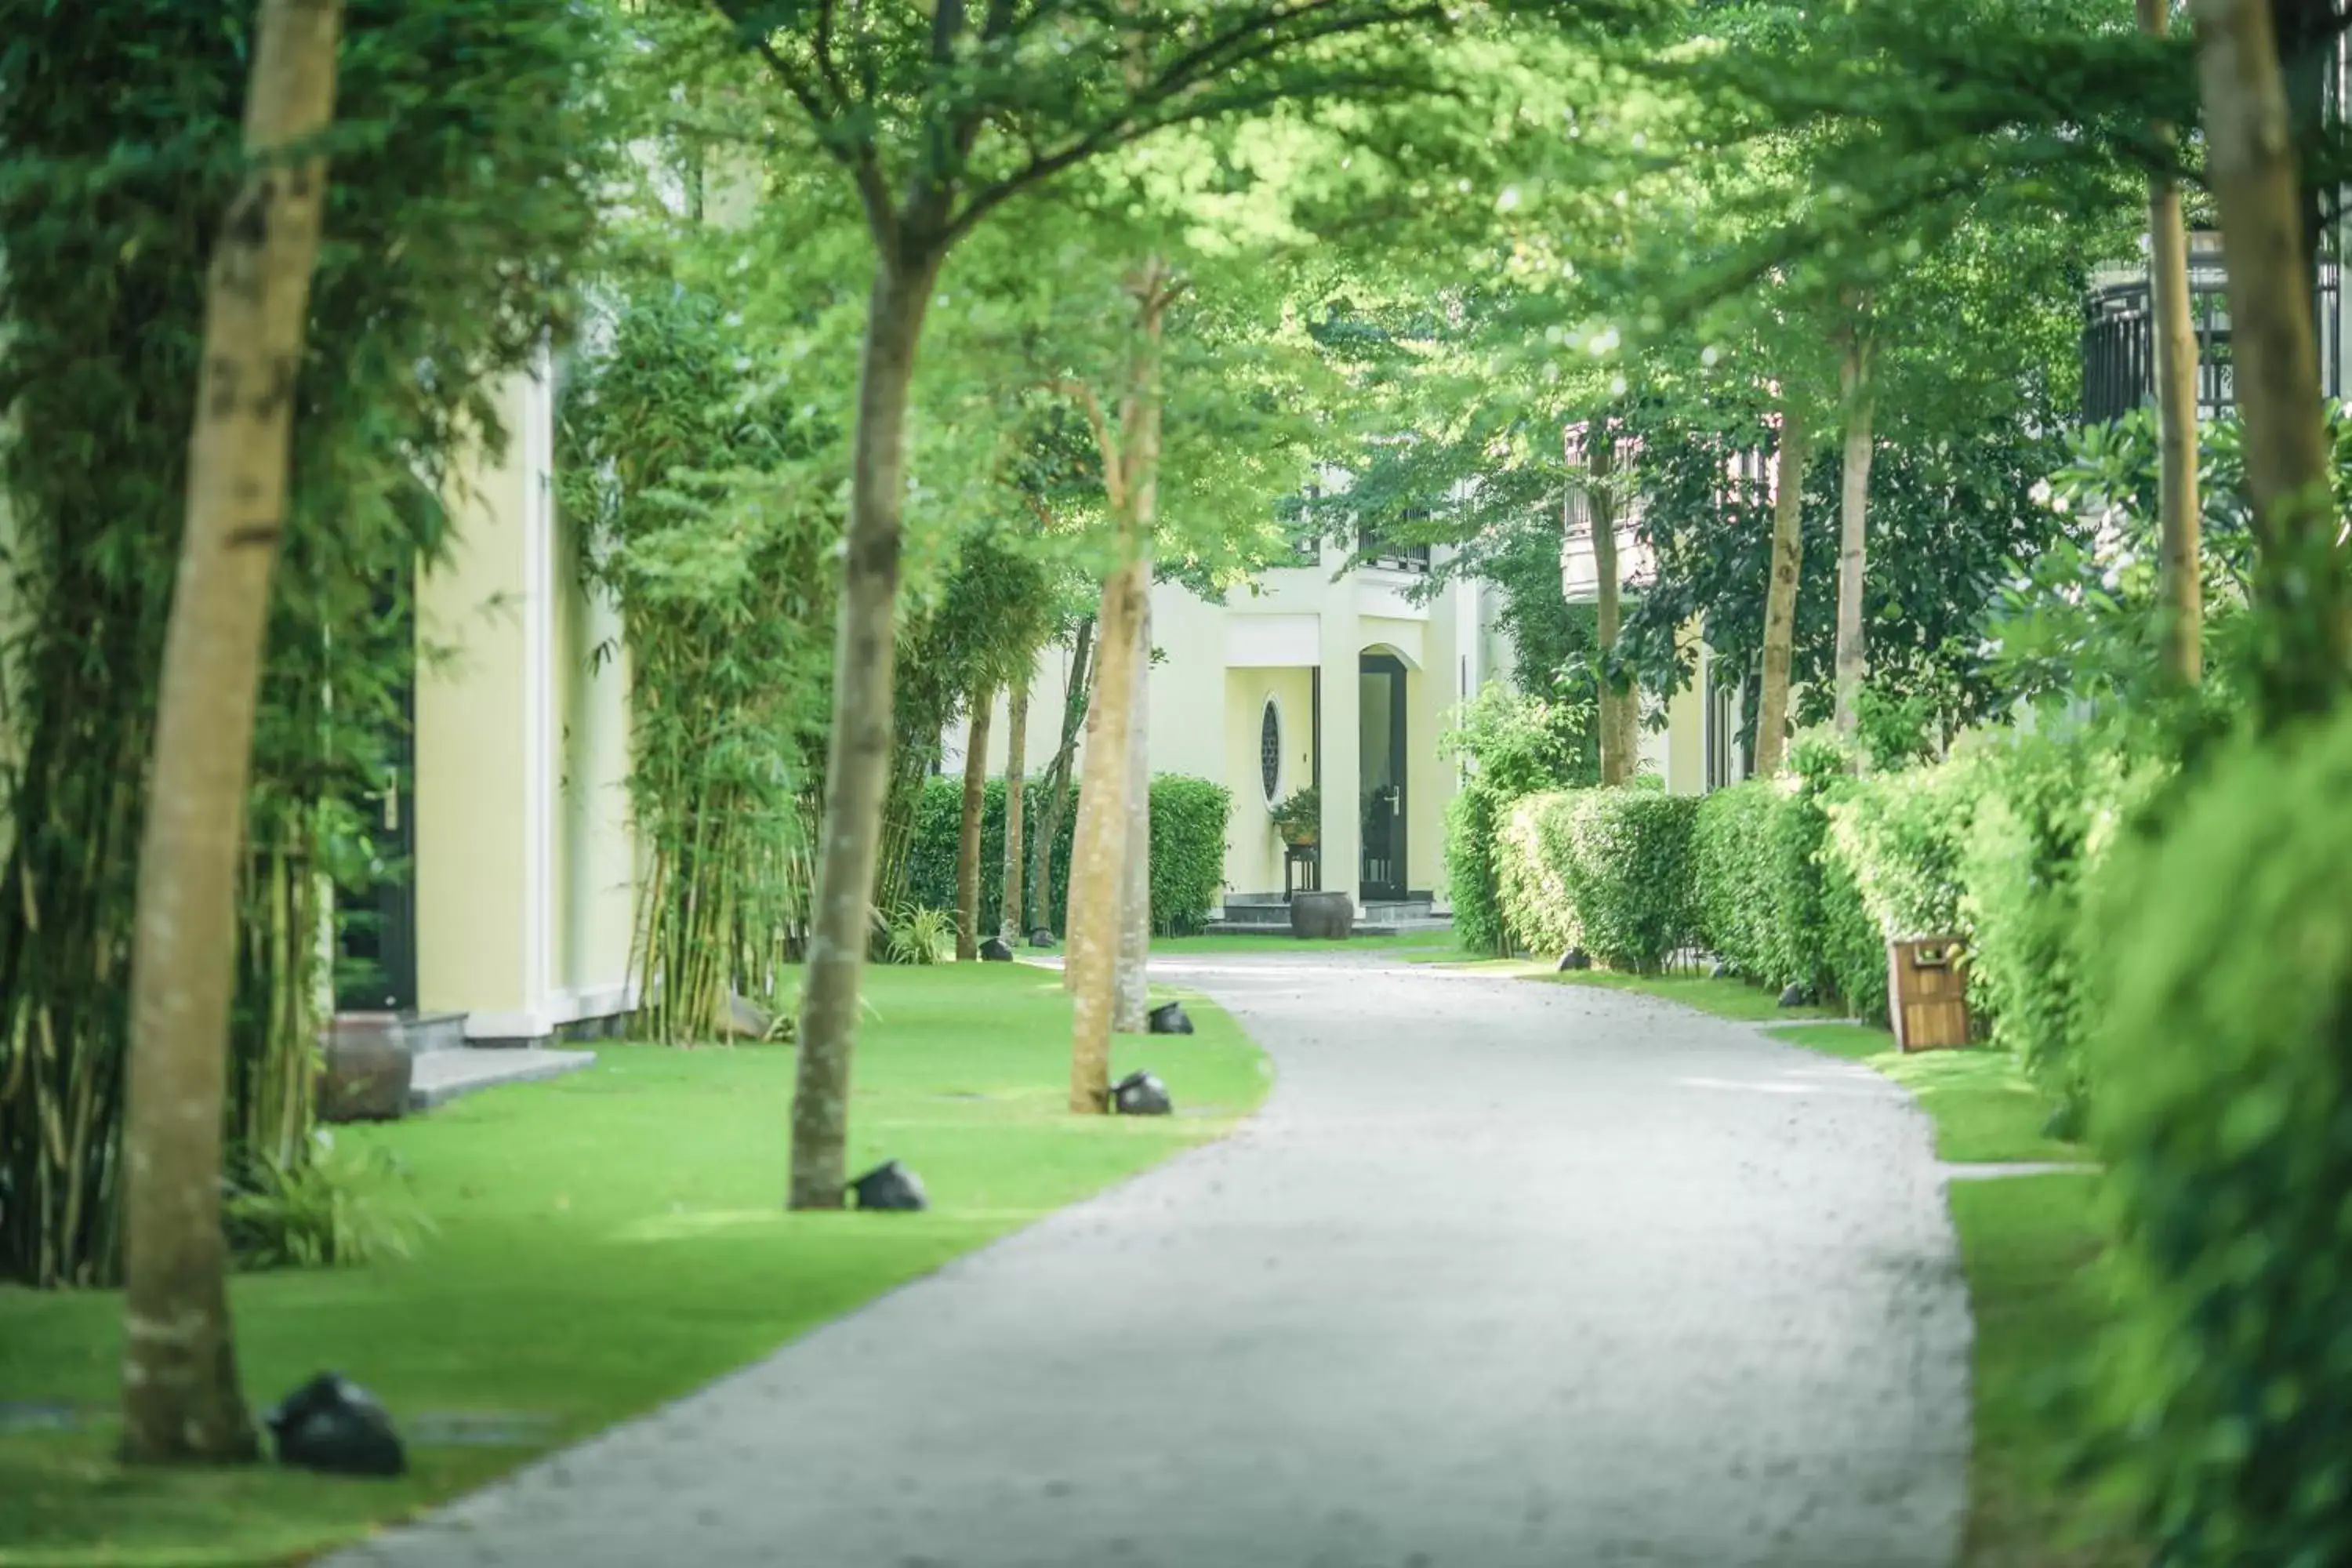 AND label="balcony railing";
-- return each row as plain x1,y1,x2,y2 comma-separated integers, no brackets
1358,511,1432,574
2082,244,2338,425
